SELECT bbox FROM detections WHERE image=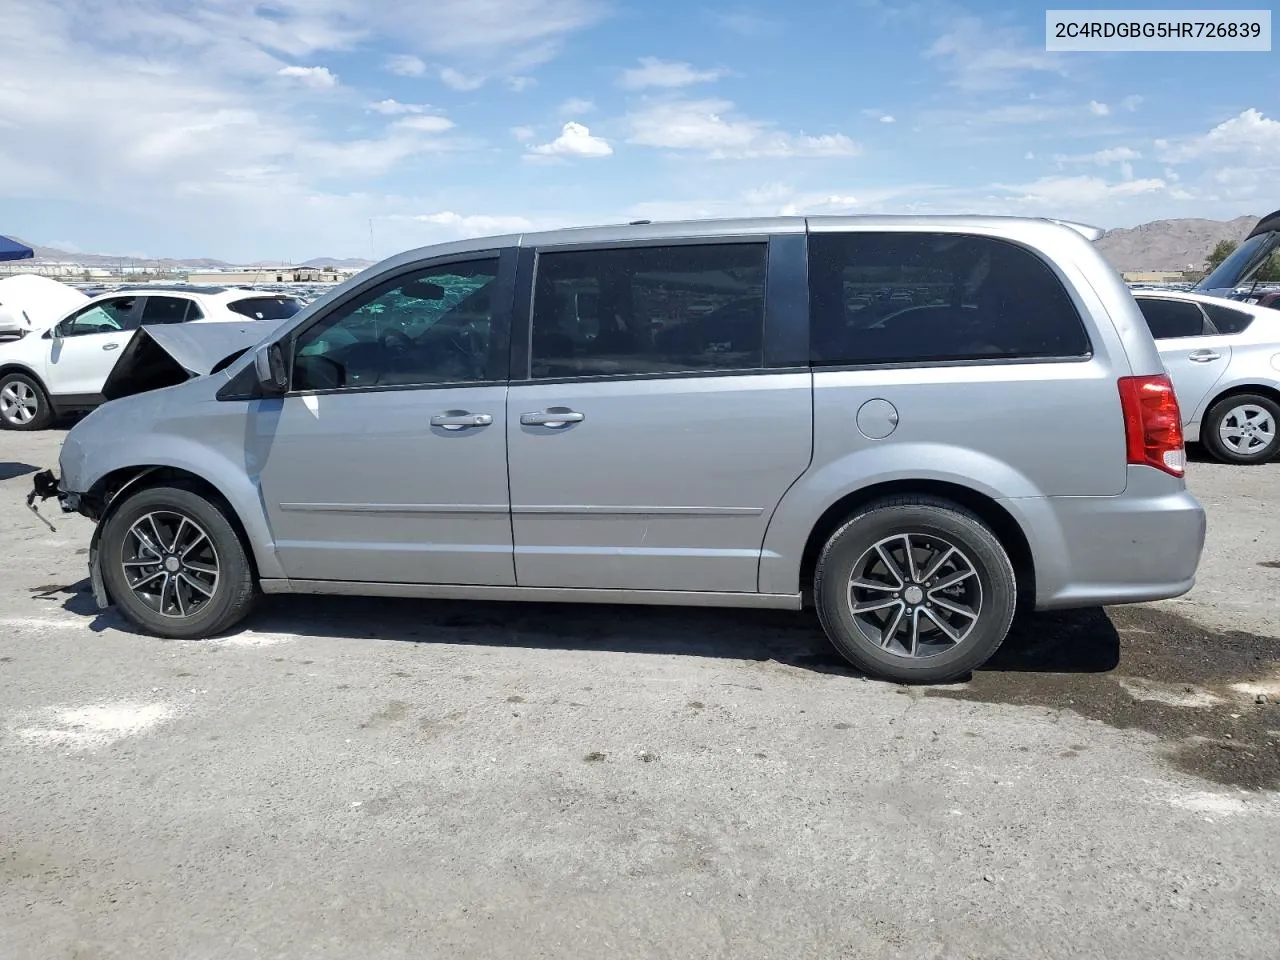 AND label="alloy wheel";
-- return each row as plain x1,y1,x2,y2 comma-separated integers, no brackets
0,381,38,425
846,533,983,659
121,511,220,619
1219,403,1276,455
